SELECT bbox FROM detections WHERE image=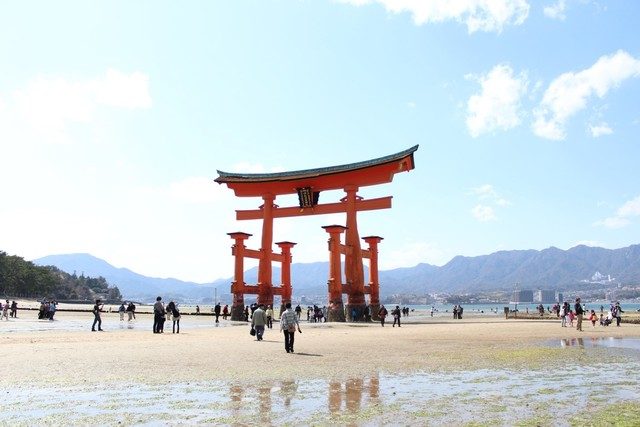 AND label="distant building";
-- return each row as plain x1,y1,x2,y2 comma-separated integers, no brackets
534,290,556,304
511,290,534,304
